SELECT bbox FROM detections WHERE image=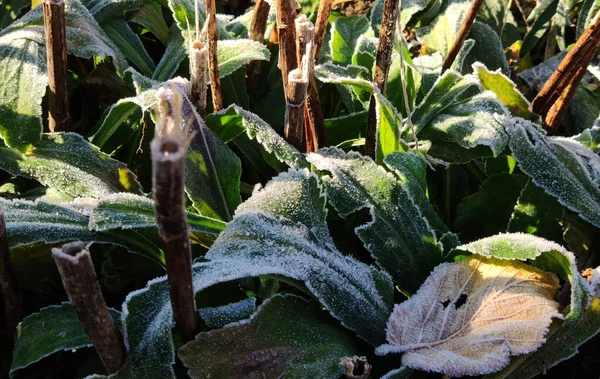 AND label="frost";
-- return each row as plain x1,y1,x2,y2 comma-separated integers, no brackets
416,0,471,57
307,148,445,293
377,256,562,376
199,297,257,330
504,117,600,228
216,39,271,78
